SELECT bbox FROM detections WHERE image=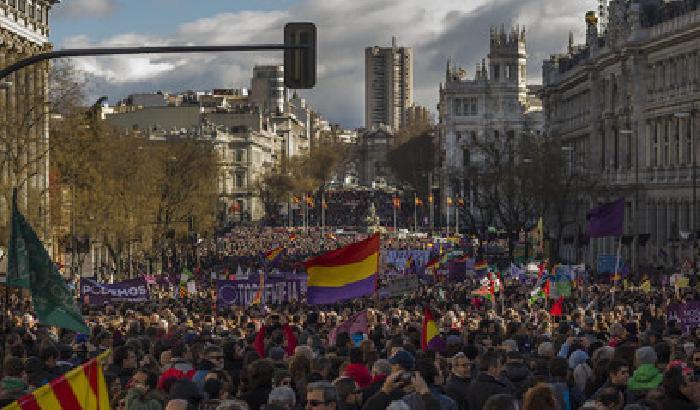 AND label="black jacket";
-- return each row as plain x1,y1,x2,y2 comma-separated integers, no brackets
501,362,533,398
362,391,441,410
443,375,471,410
466,373,511,410
240,385,272,410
